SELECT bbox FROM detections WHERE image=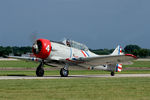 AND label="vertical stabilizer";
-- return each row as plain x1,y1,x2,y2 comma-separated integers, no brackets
111,45,124,55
